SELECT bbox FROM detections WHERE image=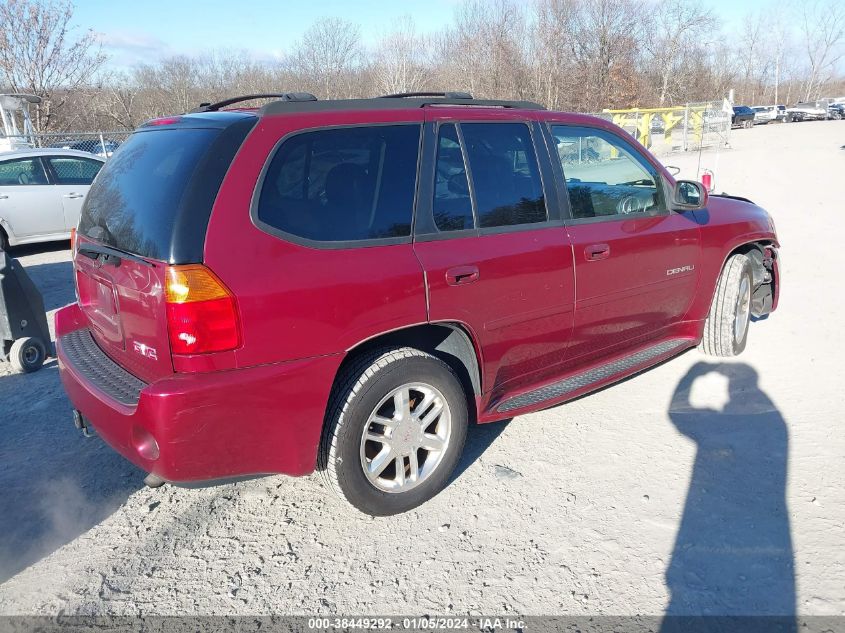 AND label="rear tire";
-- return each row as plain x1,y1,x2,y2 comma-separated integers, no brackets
319,347,468,516
0,228,8,252
699,254,754,357
10,337,46,373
